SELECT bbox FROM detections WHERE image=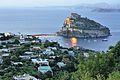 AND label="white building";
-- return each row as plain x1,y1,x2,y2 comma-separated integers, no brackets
0,48,10,53
43,49,54,55
31,58,49,65
57,62,66,68
2,53,10,57
68,51,75,56
19,55,31,60
13,74,39,80
11,62,23,65
24,51,34,55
